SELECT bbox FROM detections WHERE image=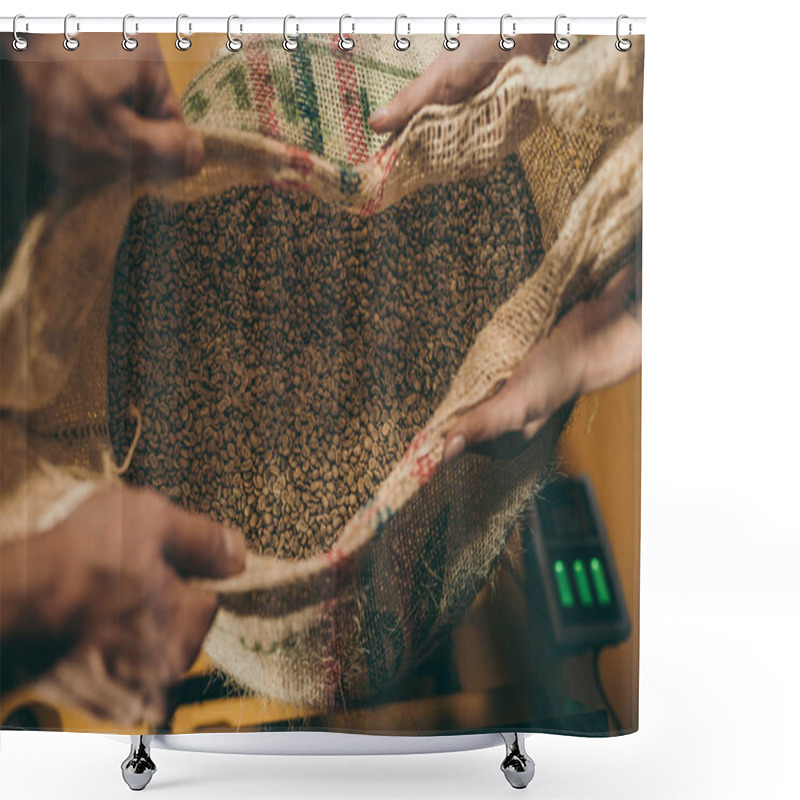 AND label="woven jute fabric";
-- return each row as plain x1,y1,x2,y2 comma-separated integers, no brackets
0,35,643,710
